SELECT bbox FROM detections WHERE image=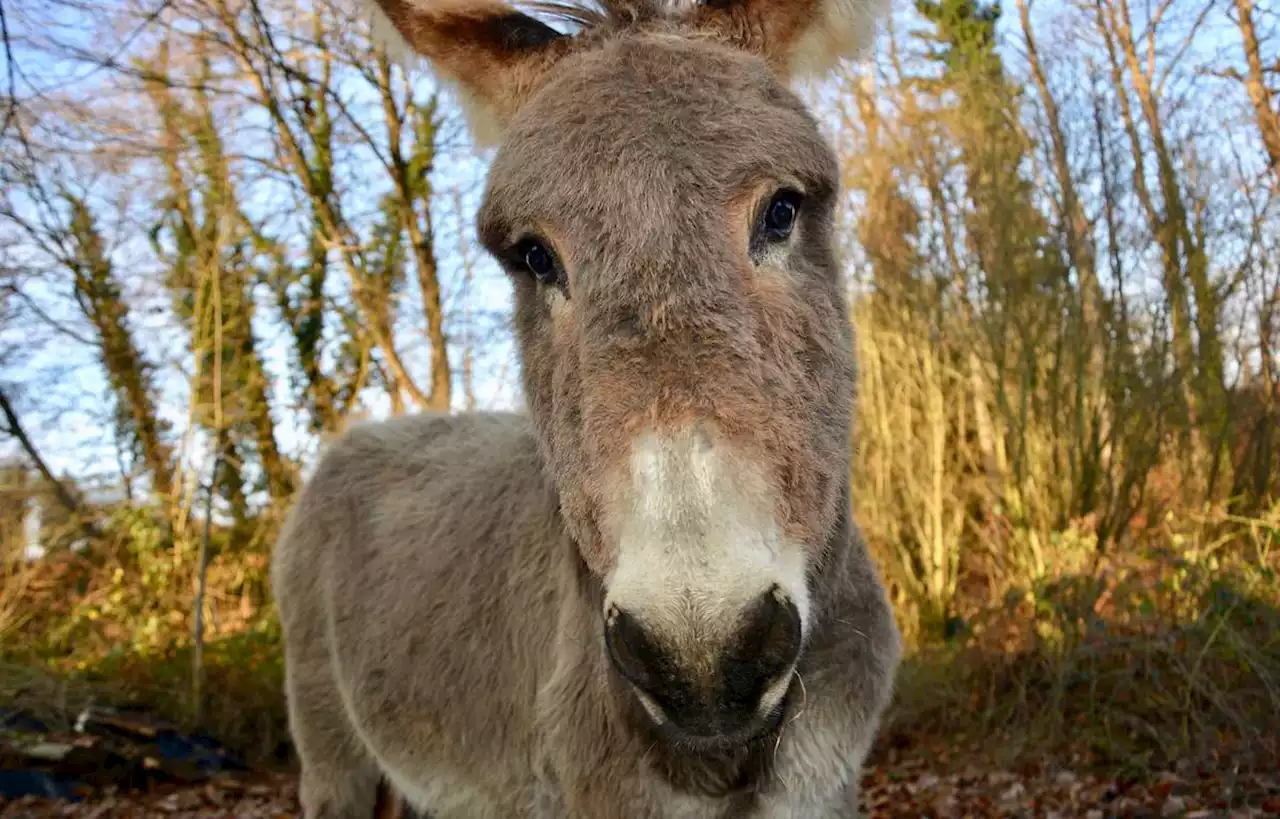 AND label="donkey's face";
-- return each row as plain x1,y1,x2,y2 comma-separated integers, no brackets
370,0,882,746
484,38,856,745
